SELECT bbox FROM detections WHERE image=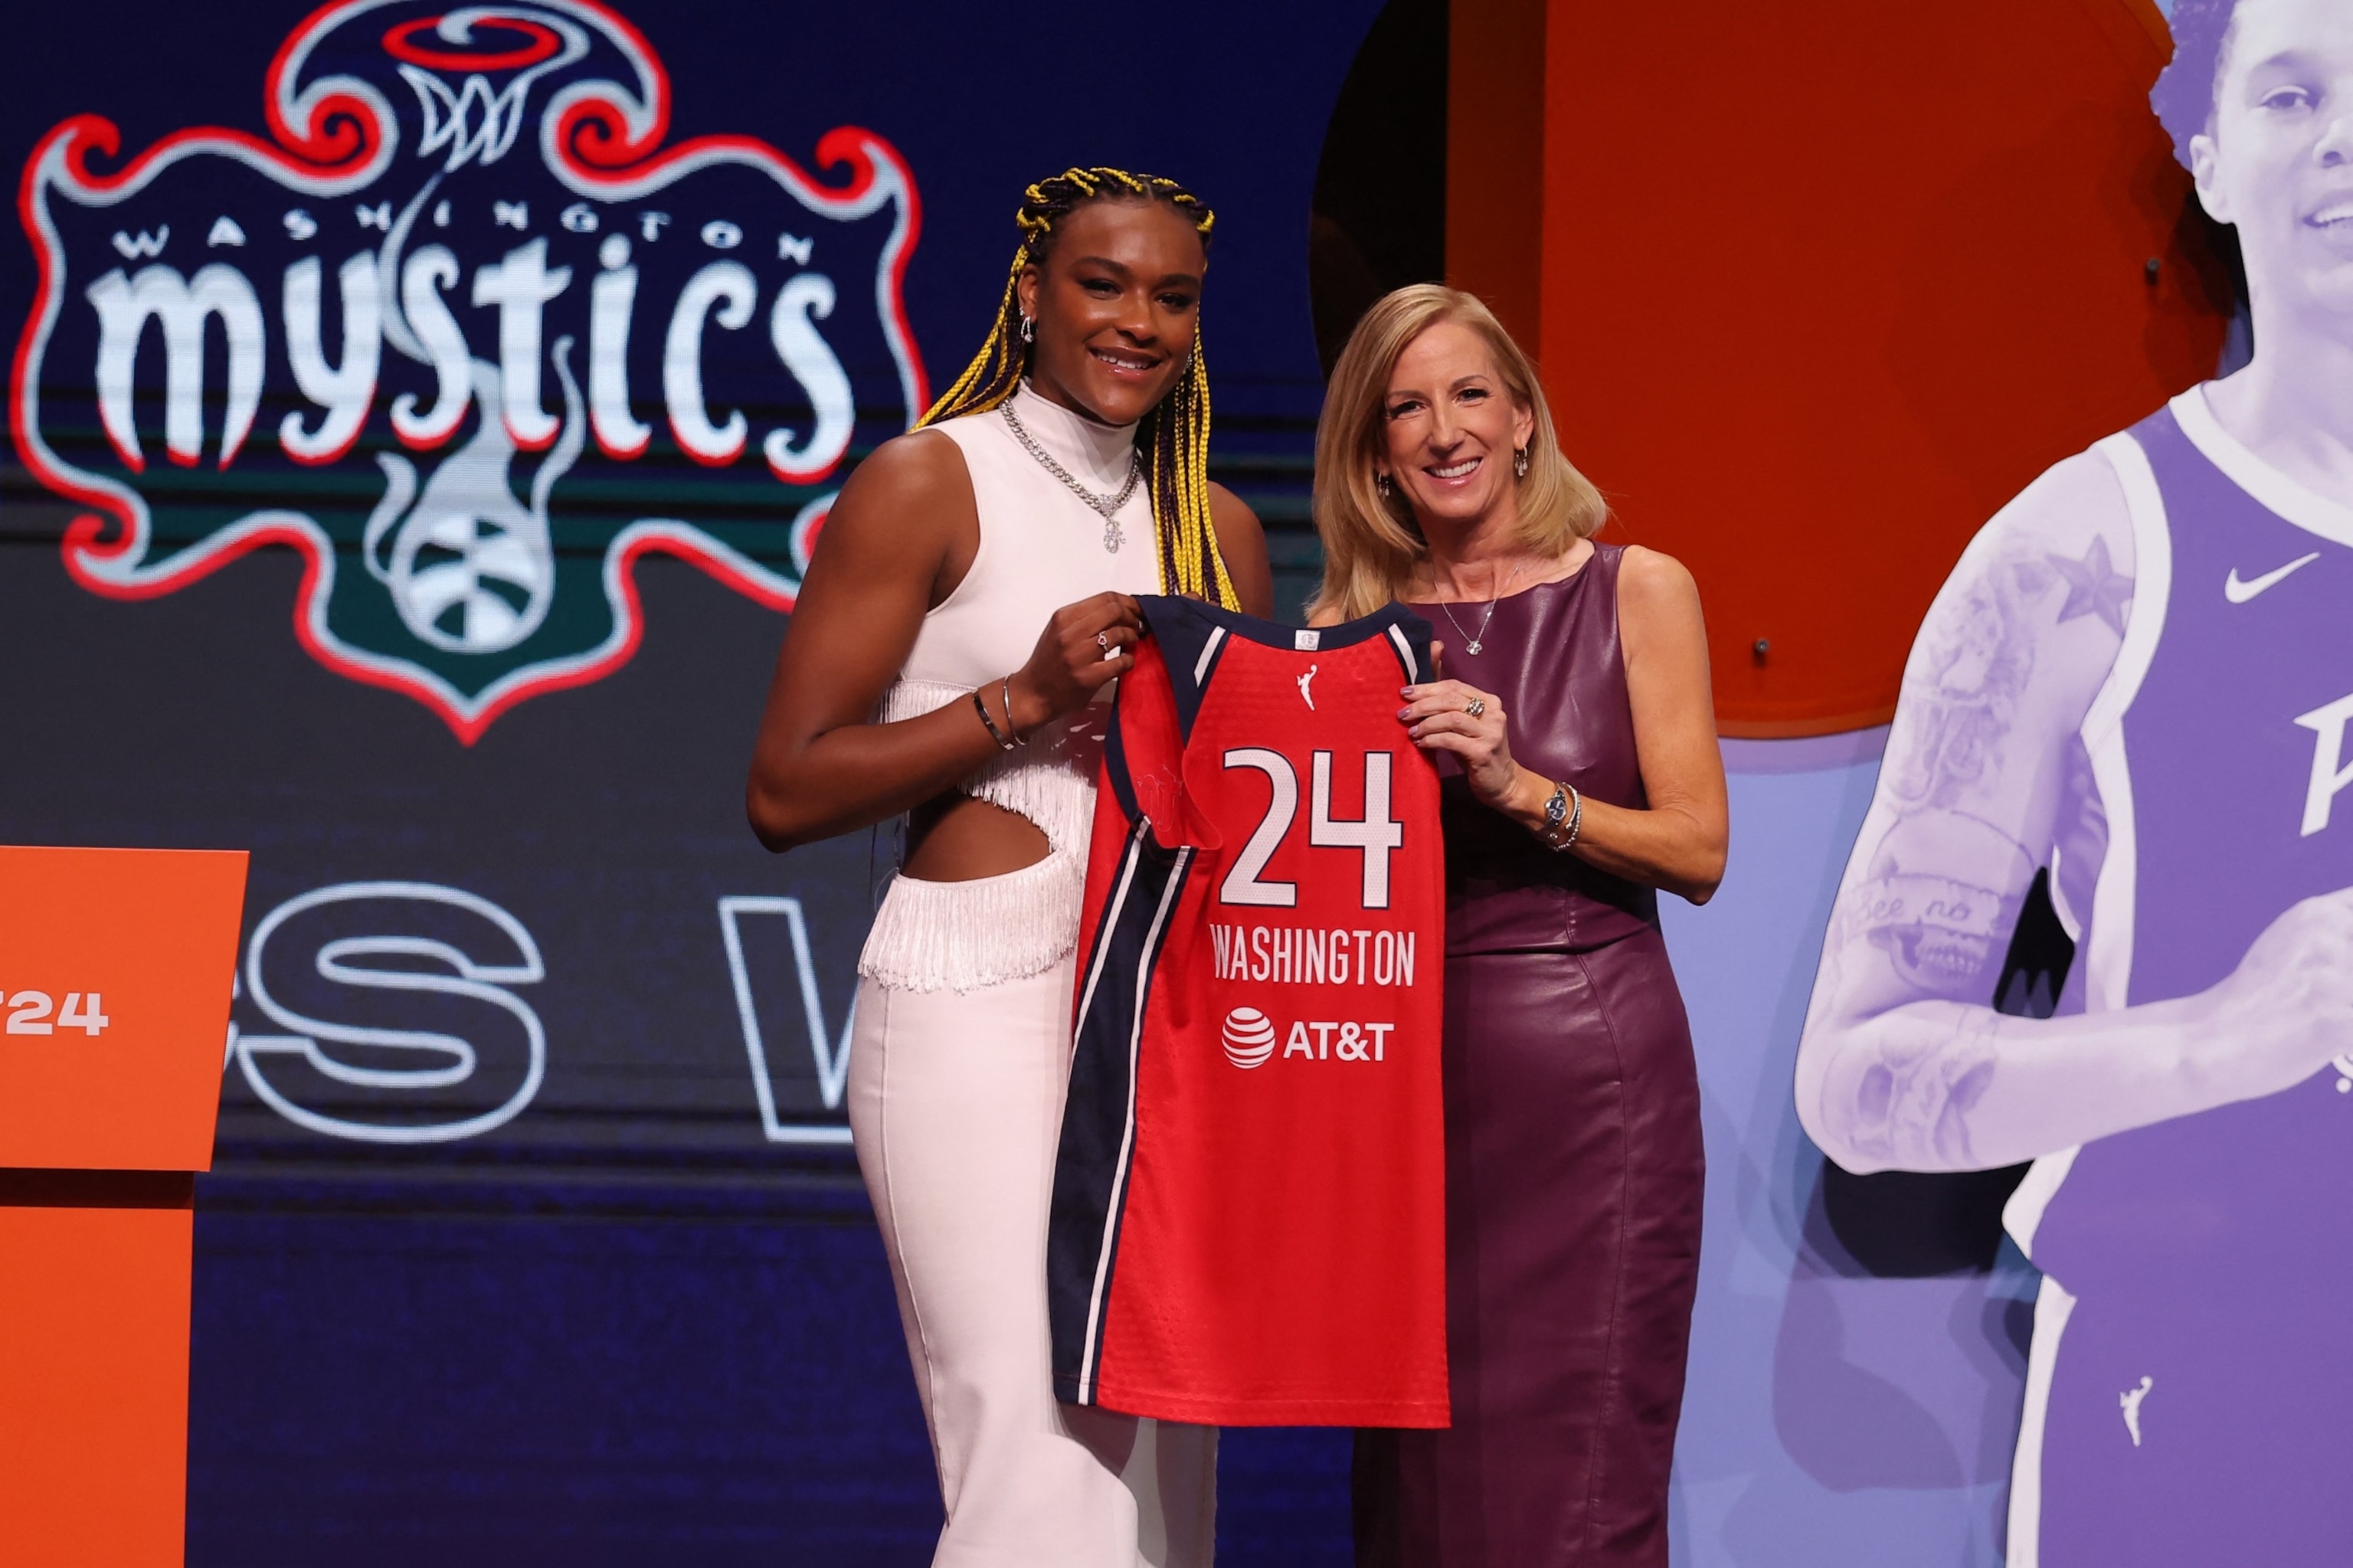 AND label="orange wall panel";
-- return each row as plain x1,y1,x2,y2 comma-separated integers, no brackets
1533,0,2228,735
0,846,246,1170
0,1196,194,1568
